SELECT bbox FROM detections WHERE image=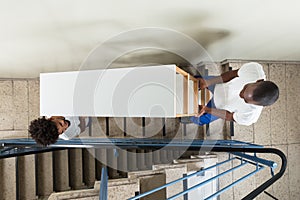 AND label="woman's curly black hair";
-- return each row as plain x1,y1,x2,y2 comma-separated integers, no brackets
28,117,59,145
